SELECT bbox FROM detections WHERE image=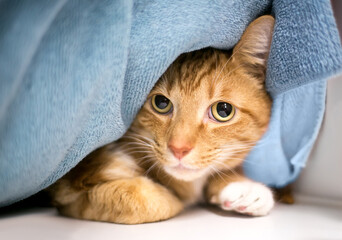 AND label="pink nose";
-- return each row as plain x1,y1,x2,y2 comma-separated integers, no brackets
168,141,193,160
